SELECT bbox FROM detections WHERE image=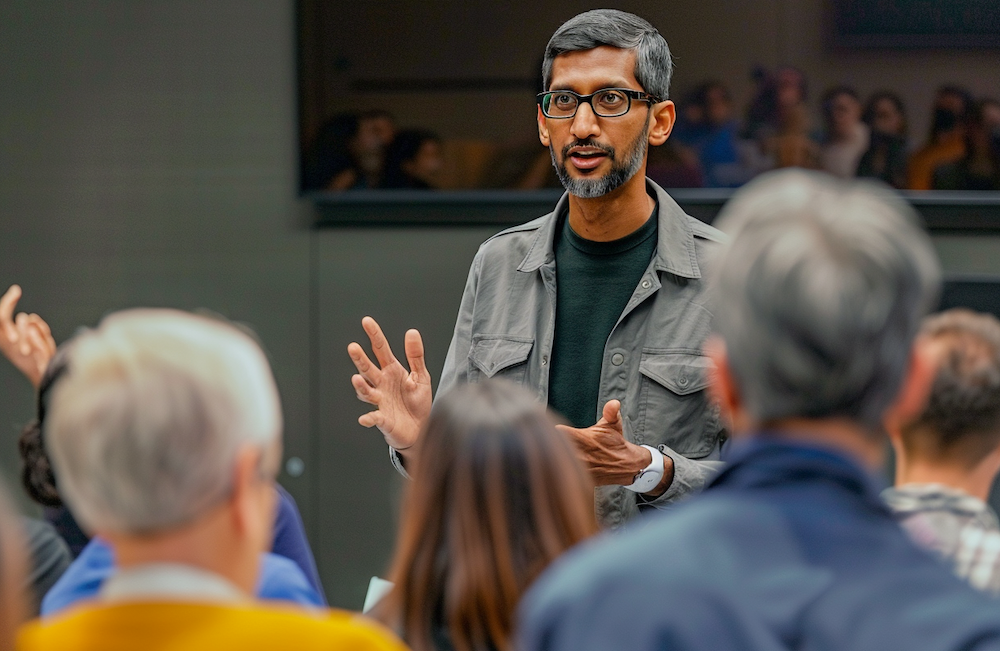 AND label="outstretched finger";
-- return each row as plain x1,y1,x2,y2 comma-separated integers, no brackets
601,399,622,427
404,329,428,380
14,313,31,356
0,285,21,340
27,314,56,357
358,410,387,430
352,374,381,405
348,341,382,385
362,316,398,369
